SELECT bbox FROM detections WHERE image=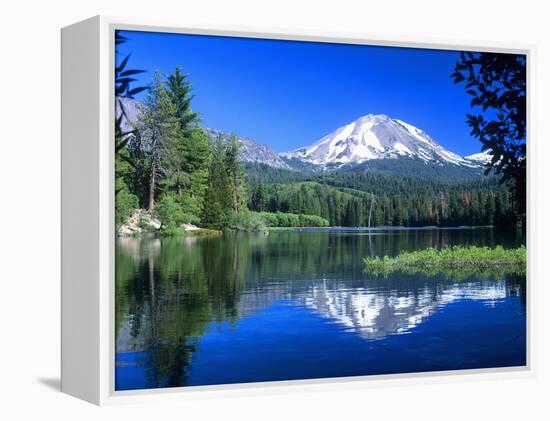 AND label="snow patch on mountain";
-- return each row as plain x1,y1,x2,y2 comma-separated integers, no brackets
465,150,493,164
